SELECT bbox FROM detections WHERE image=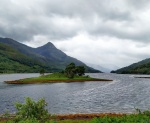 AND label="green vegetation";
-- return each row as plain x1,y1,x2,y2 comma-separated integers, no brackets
0,43,54,73
112,58,150,74
0,97,49,123
14,97,49,123
65,63,85,78
89,115,150,123
2,114,150,123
